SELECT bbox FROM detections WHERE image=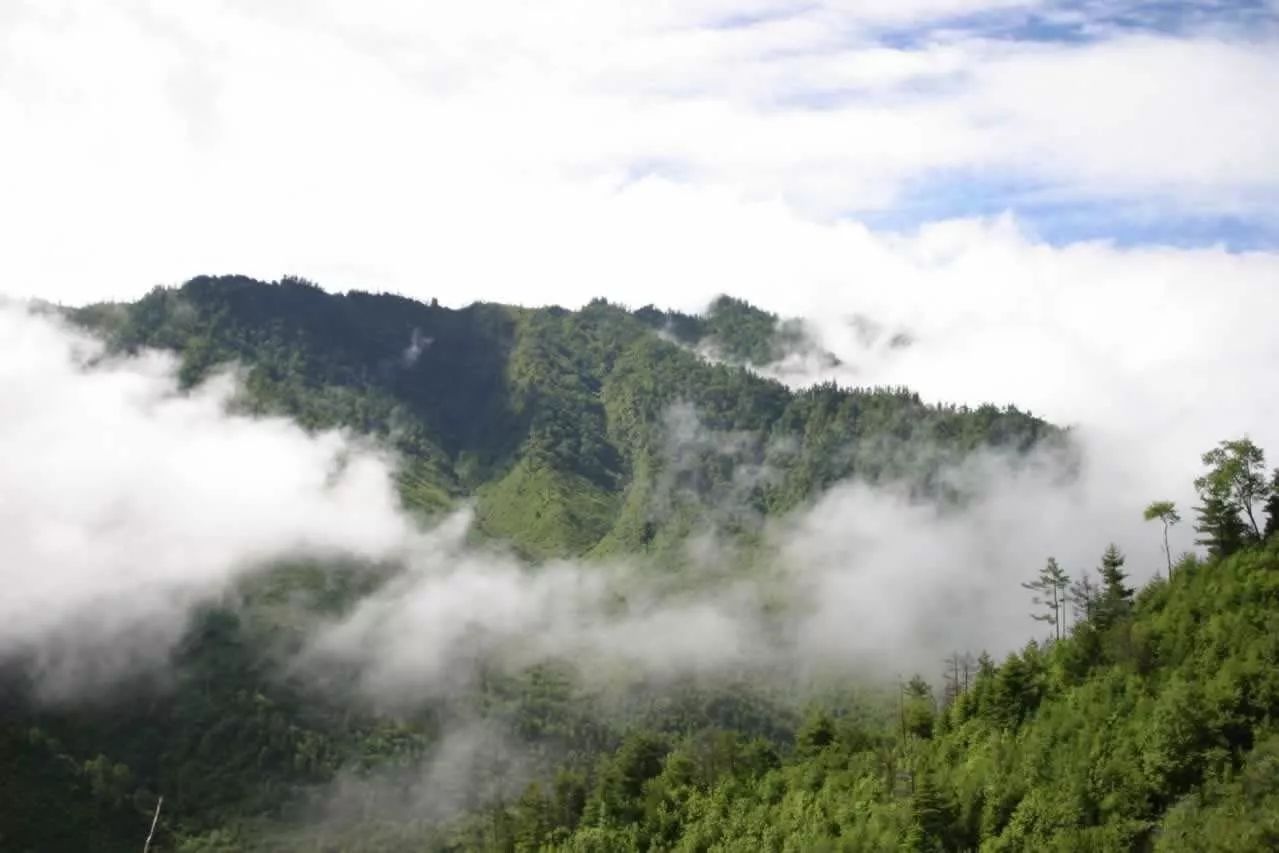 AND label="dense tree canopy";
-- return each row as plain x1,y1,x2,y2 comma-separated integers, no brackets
70,276,1056,560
